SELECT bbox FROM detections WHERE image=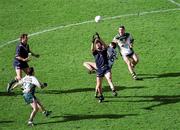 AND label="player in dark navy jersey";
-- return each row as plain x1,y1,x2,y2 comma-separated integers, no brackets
91,33,117,103
83,42,117,73
7,34,40,93
83,42,118,97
